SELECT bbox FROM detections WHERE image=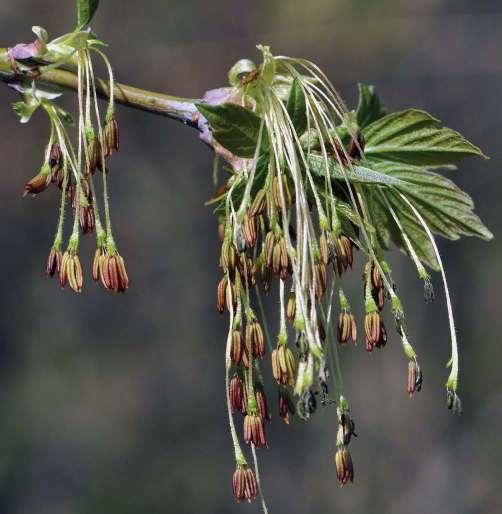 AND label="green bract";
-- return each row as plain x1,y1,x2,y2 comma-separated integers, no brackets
197,103,264,158
363,108,486,165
